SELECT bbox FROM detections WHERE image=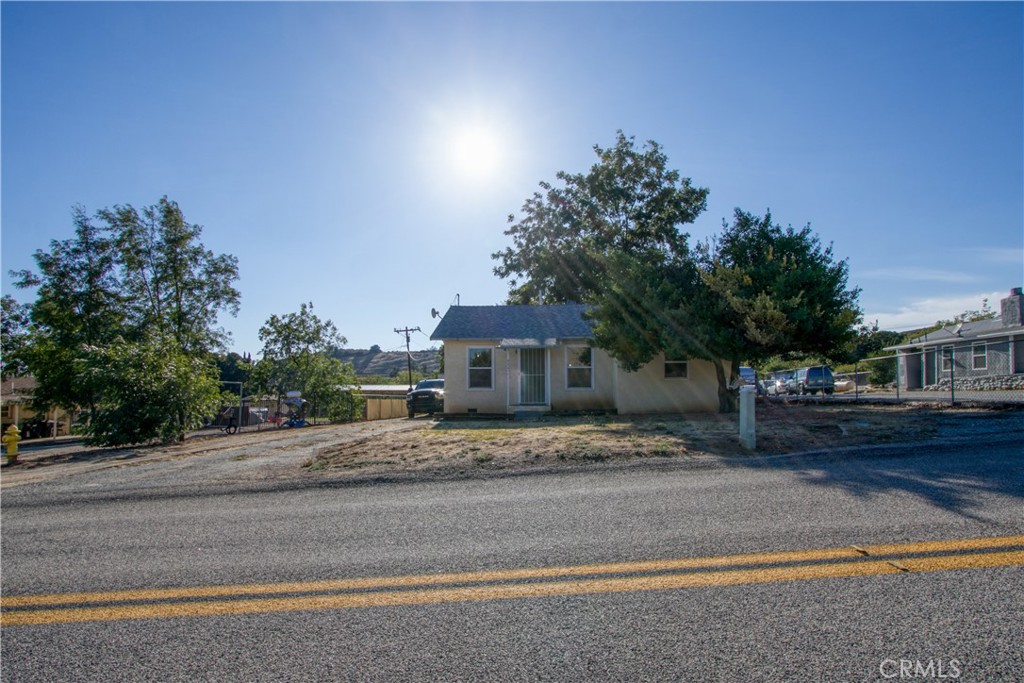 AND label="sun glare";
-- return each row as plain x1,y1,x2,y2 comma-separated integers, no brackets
449,125,503,180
